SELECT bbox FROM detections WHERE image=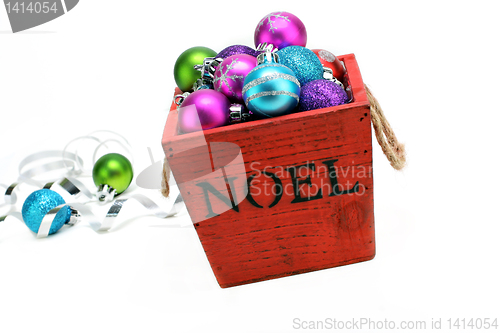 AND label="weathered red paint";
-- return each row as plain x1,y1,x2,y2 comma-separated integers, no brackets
162,54,375,288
